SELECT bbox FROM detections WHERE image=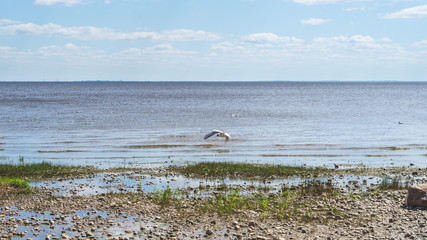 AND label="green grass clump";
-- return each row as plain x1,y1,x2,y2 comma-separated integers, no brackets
377,177,408,191
171,162,320,179
0,177,32,194
0,161,96,180
152,186,178,206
